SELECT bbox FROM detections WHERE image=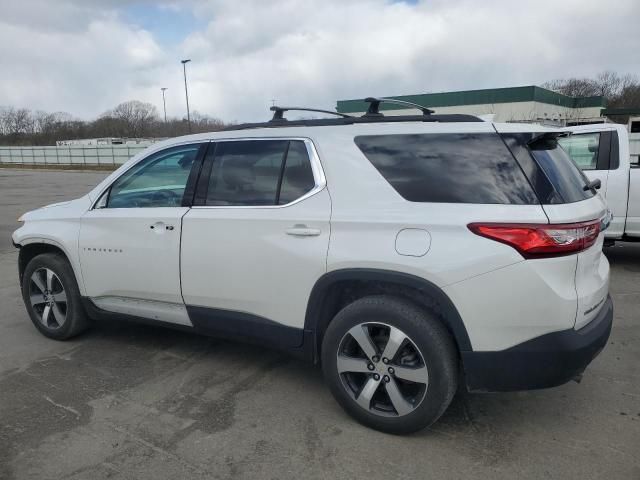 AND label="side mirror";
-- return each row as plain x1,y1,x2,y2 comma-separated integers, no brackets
94,189,109,209
584,178,601,191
